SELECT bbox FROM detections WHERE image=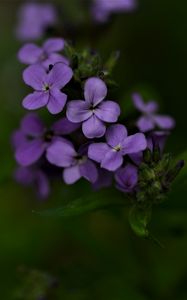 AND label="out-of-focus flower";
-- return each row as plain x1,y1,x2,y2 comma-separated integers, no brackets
16,2,57,41
15,166,50,199
88,124,147,171
12,113,79,167
46,140,98,184
66,77,120,138
22,63,73,114
115,163,138,193
132,93,175,132
92,169,113,190
18,38,69,69
92,0,137,22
